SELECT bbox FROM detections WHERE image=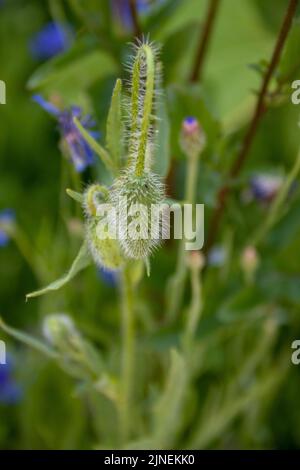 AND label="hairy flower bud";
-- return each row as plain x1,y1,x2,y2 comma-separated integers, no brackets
180,117,206,159
83,185,125,270
110,170,166,259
